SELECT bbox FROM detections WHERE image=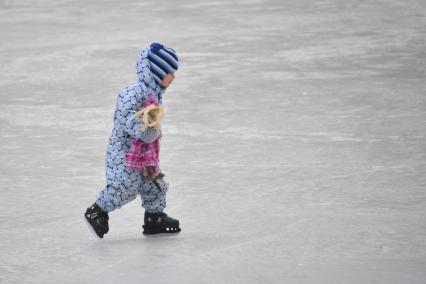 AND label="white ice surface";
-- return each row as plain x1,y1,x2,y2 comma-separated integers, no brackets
0,0,425,283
